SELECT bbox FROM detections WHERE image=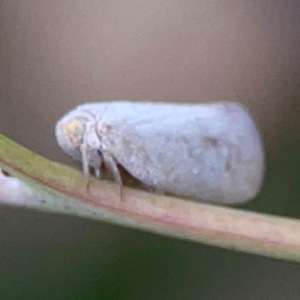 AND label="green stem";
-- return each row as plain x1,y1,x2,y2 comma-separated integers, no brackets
0,134,300,262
